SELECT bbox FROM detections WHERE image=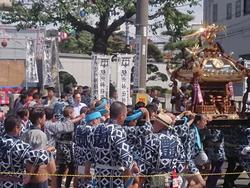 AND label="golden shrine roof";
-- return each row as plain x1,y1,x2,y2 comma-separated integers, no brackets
171,55,250,83
170,24,250,83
